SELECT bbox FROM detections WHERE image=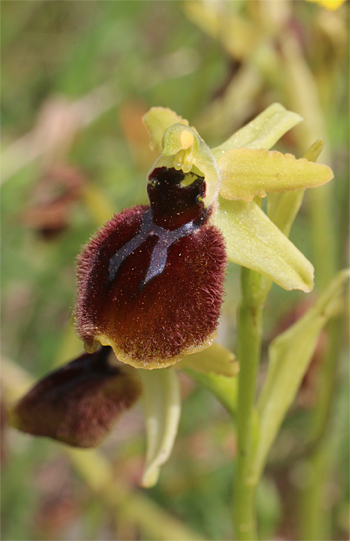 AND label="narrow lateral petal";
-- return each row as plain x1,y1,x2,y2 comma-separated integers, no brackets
218,148,334,202
142,108,189,152
140,368,181,487
266,139,326,237
214,197,314,292
10,347,142,448
212,103,302,157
